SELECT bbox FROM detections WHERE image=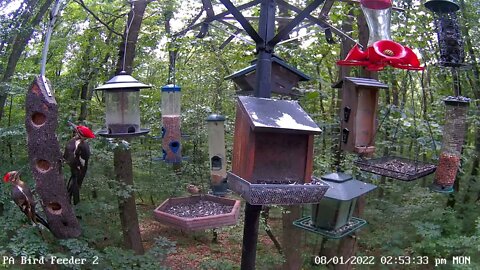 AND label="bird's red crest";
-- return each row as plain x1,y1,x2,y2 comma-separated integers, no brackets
3,172,13,183
77,125,95,138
